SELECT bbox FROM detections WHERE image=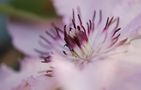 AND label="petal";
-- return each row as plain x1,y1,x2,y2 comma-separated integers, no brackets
0,64,16,89
120,12,141,40
13,79,32,90
0,65,15,80
0,65,21,90
82,59,118,90
7,19,47,56
14,76,57,90
111,38,141,64
52,53,91,90
108,39,141,89
0,57,51,90
19,57,51,77
109,60,141,90
52,53,119,90
112,0,141,28
7,18,62,56
53,0,119,24
111,0,141,41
